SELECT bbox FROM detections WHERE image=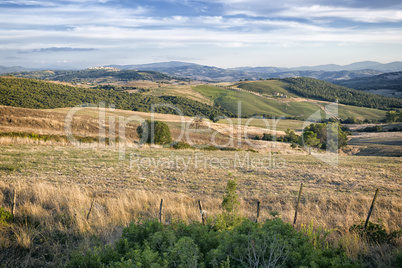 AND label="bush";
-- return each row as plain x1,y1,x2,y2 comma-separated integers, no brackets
137,120,172,145
202,145,220,151
356,125,383,132
0,207,13,225
350,220,402,244
221,179,239,214
172,141,193,149
262,133,273,141
68,218,361,268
